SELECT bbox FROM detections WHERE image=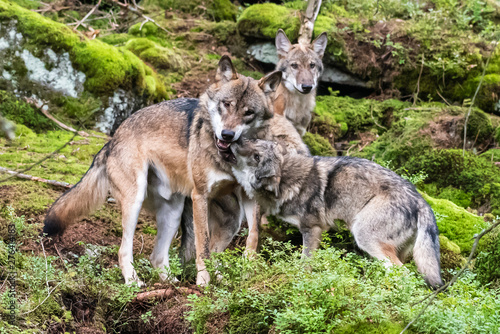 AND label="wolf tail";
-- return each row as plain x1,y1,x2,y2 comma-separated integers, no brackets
43,144,110,236
413,205,443,288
